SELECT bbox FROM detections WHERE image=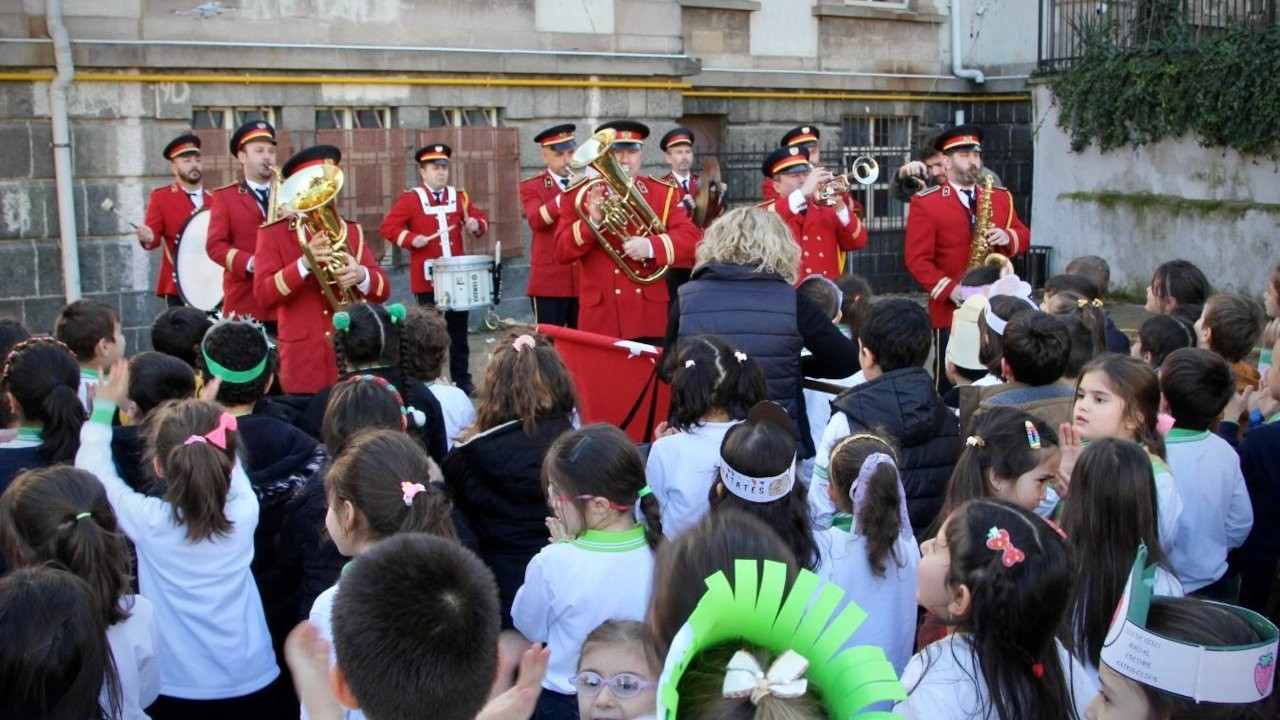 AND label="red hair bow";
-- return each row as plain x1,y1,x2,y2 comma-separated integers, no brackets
985,526,1026,567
